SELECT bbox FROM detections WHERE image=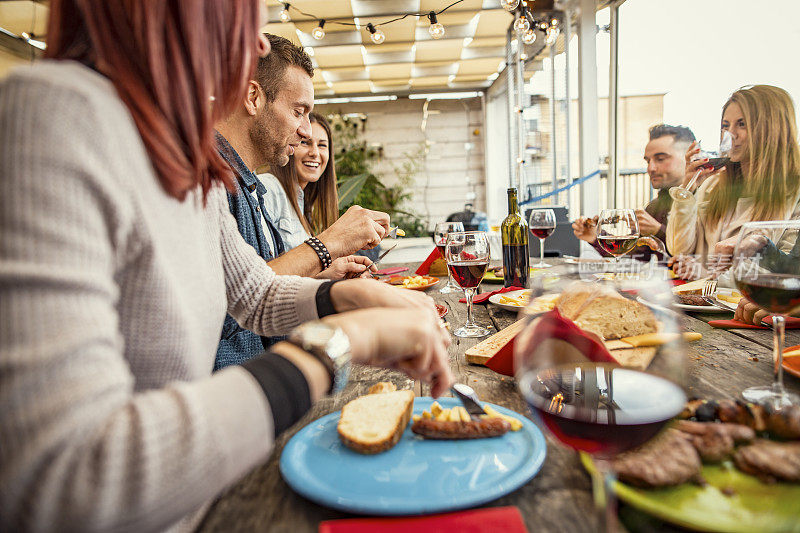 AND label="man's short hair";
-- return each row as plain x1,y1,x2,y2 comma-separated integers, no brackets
648,124,696,145
255,34,314,103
